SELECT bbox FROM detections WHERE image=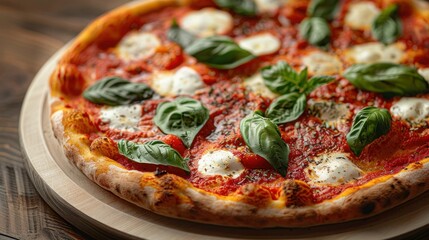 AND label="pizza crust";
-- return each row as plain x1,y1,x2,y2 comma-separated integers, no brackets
49,0,429,228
